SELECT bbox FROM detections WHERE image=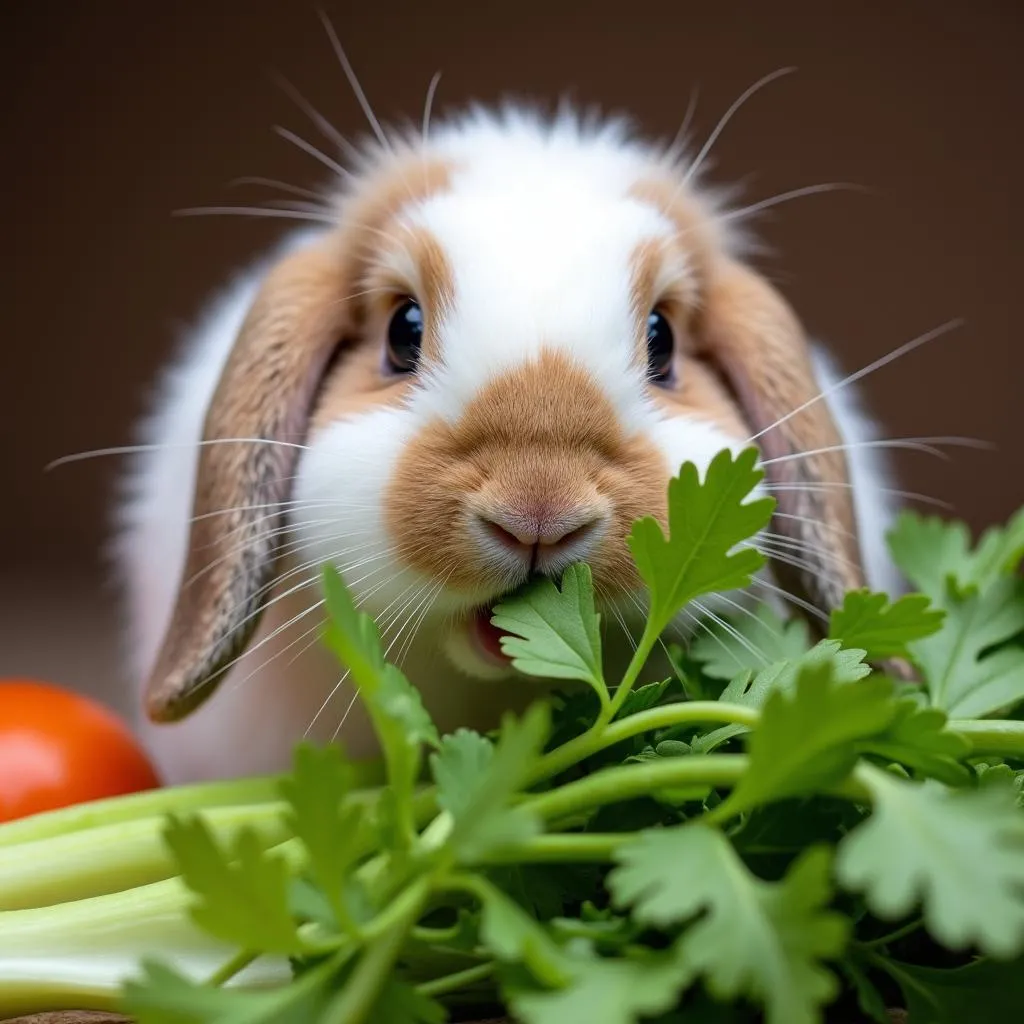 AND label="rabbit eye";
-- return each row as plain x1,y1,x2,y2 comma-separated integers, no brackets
386,299,424,373
646,310,674,382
